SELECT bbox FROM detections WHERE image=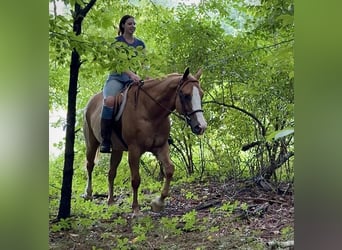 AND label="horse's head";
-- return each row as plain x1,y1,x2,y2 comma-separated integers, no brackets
176,68,207,135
